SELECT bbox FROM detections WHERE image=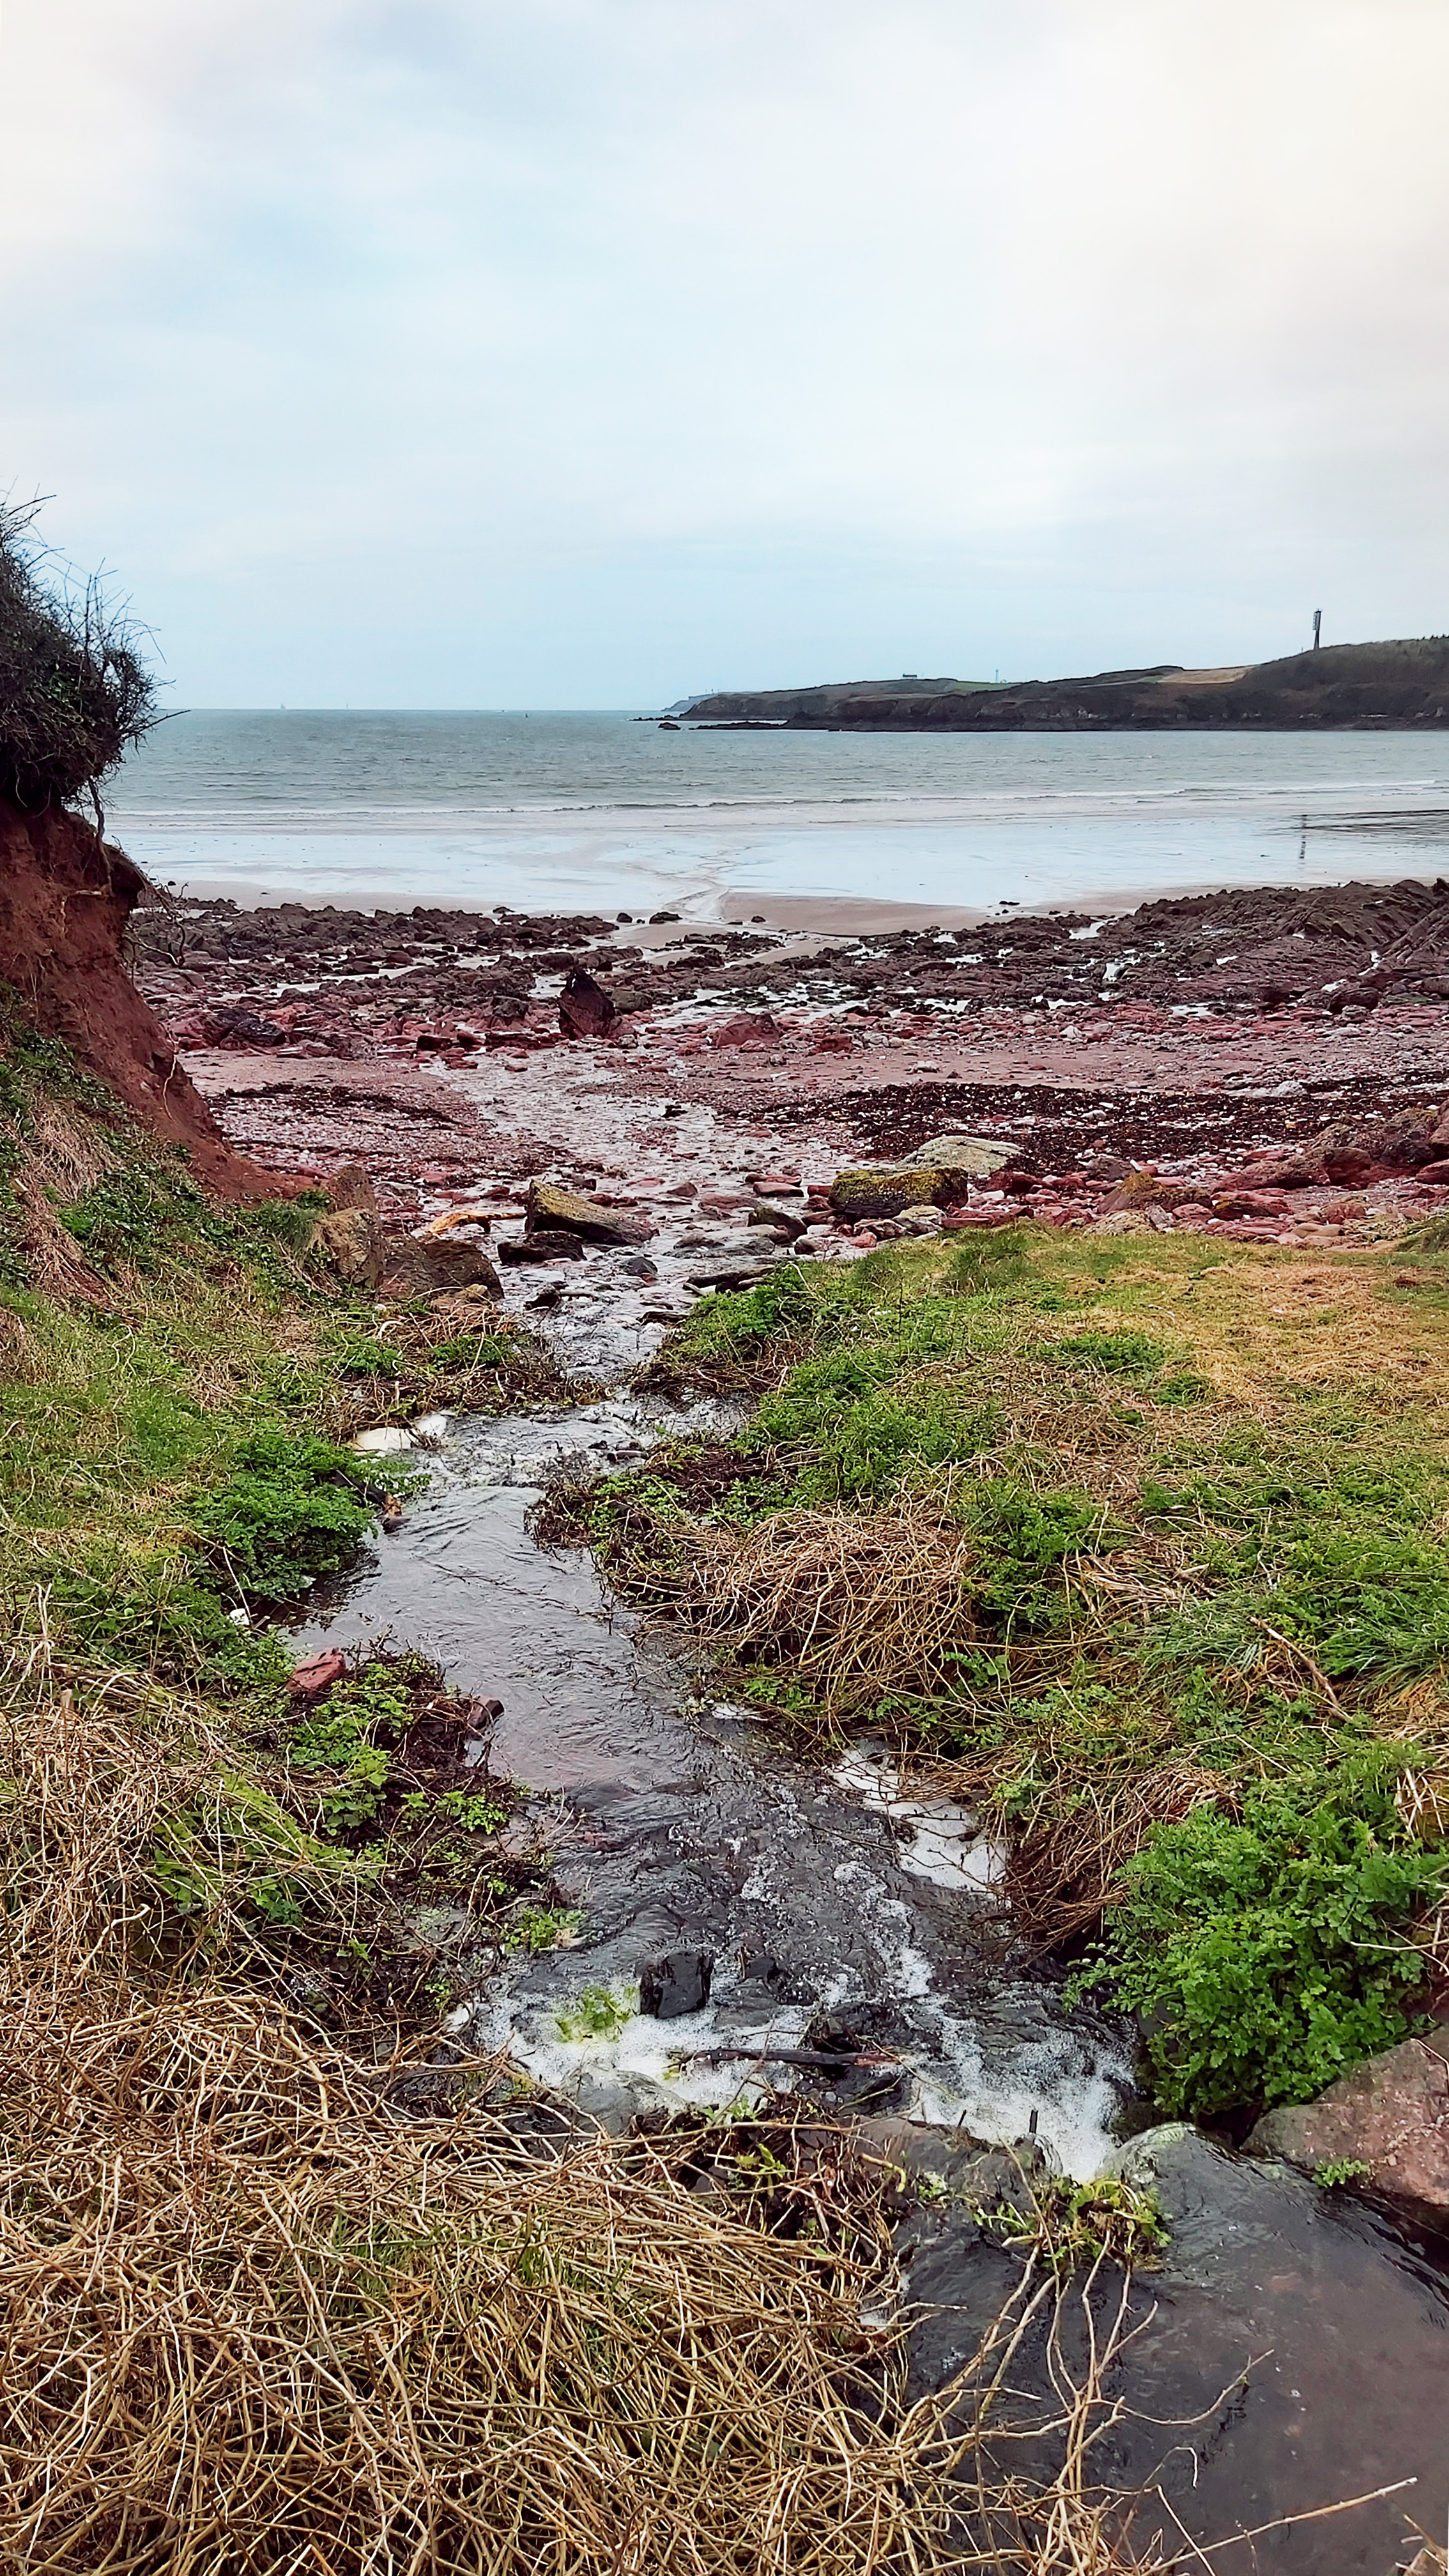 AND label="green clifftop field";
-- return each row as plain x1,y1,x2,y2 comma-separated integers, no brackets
683,635,1449,729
